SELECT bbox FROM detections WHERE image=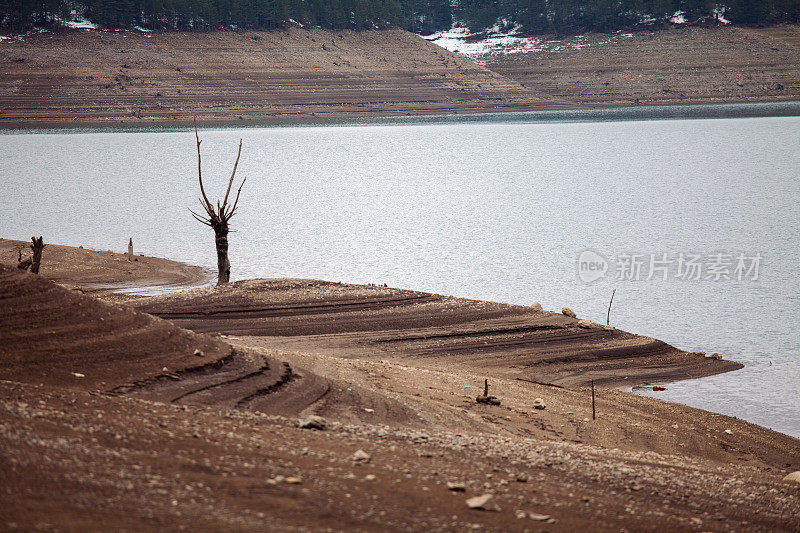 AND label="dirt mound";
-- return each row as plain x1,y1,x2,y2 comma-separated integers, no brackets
134,278,742,387
0,237,211,292
113,348,418,425
0,265,417,426
0,265,231,390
